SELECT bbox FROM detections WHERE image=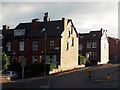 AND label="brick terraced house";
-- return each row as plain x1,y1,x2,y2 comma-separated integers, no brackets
2,12,79,71
108,37,120,63
78,28,109,65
